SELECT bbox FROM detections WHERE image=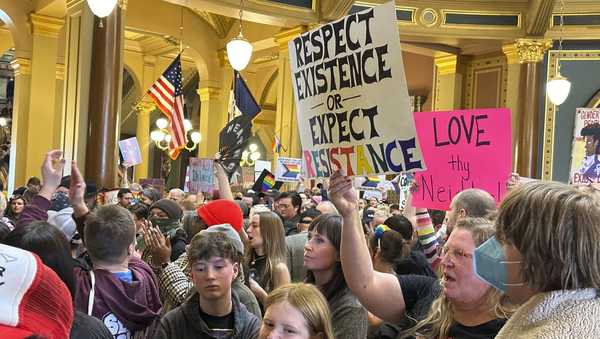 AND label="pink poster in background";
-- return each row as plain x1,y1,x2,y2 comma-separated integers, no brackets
411,108,512,210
